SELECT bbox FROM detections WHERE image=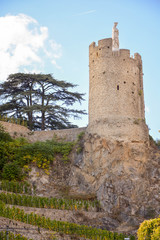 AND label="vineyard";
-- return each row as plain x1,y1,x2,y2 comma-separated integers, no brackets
0,231,33,240
0,181,135,240
0,128,137,239
0,192,100,212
